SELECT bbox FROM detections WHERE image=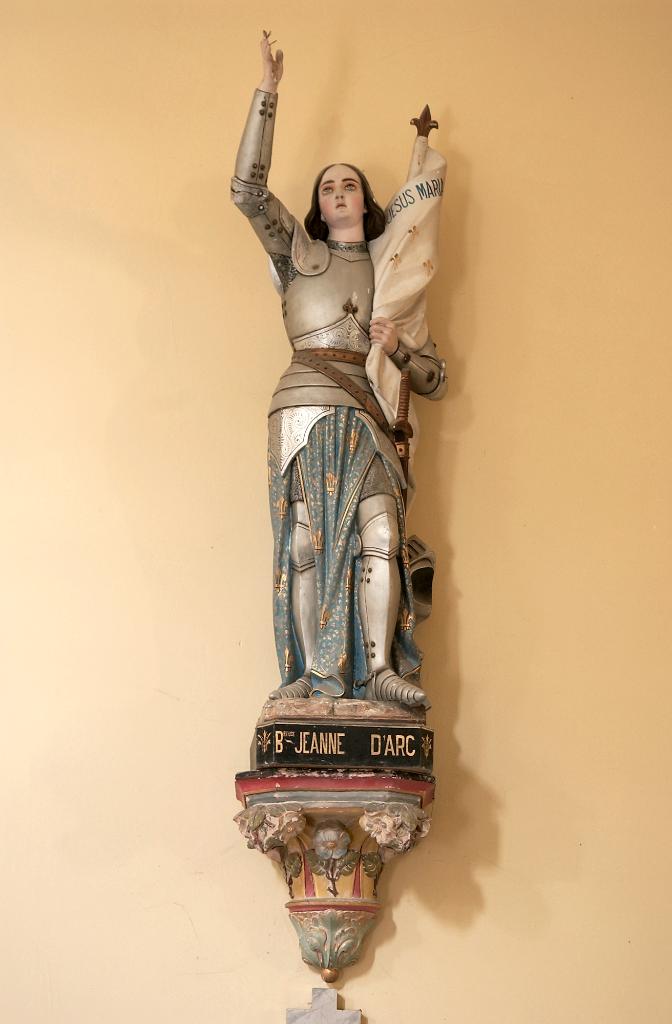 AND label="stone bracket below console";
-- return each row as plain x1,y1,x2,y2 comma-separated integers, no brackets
234,767,435,981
